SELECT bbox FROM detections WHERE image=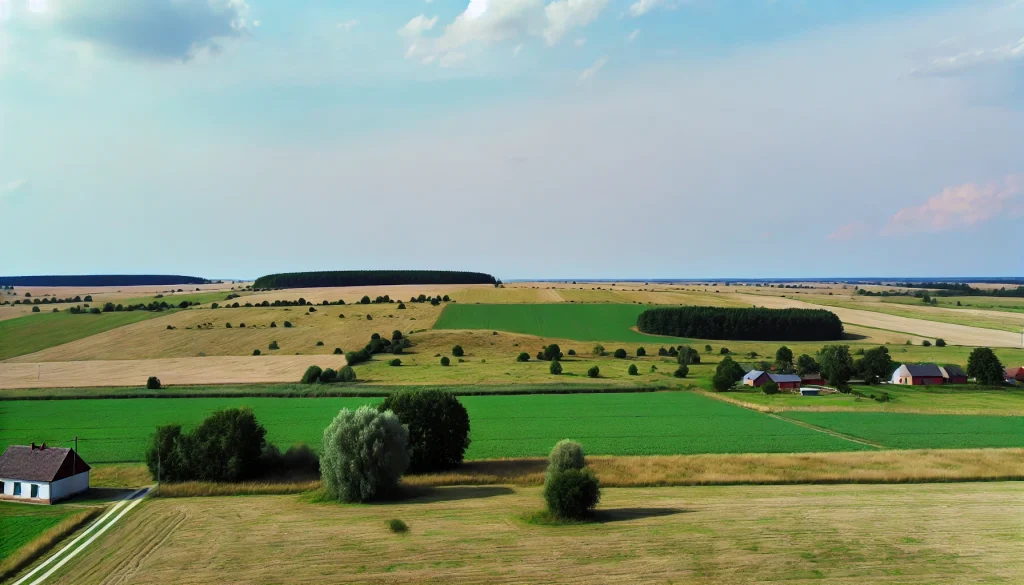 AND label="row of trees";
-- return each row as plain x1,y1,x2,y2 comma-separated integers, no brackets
253,270,497,289
636,307,844,341
0,275,209,287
